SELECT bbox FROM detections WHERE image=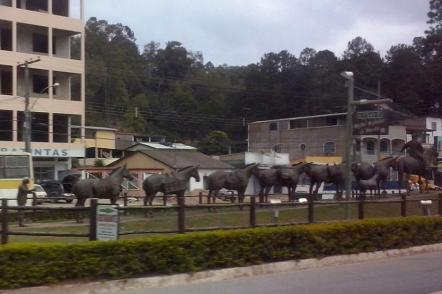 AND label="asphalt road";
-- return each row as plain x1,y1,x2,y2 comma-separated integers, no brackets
120,251,442,294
